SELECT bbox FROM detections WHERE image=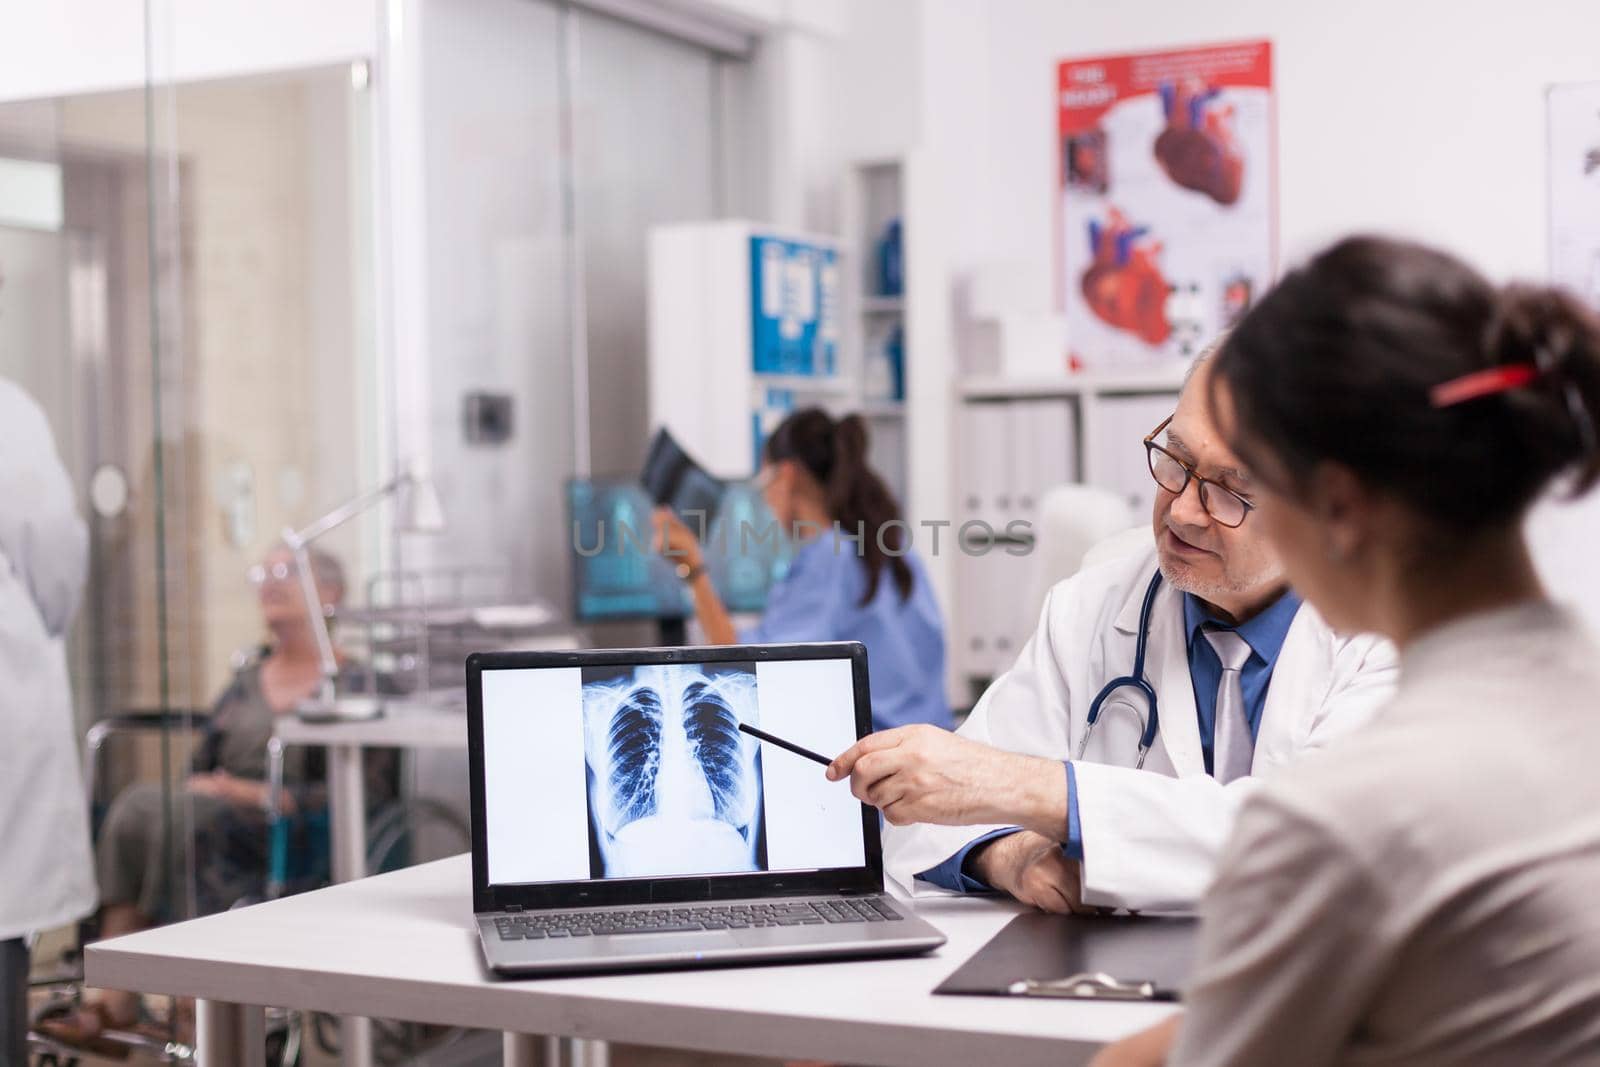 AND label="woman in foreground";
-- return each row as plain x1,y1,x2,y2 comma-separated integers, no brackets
1096,236,1600,1066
